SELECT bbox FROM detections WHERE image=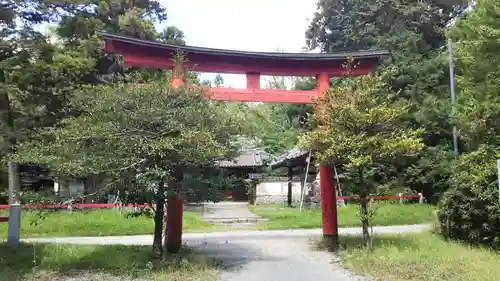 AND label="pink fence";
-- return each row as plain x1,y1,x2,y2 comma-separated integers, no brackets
0,203,152,210
0,194,422,210
337,194,421,200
